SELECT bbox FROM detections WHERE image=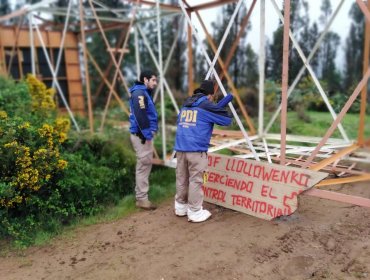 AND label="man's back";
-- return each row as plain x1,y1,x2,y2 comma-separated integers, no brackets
174,92,233,152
